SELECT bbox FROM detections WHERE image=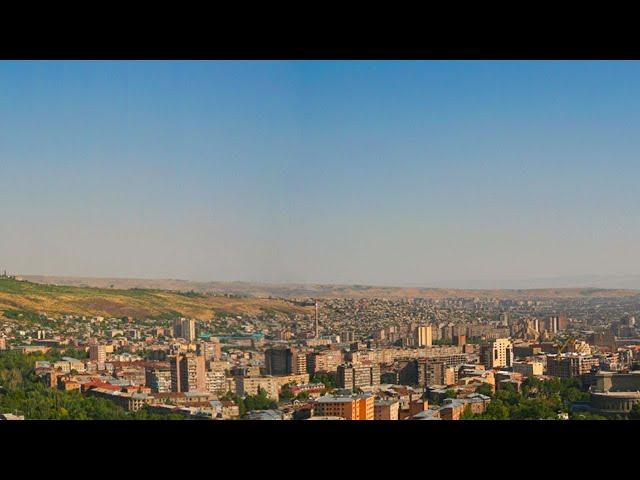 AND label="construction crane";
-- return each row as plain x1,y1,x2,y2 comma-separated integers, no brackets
555,335,575,356
547,335,575,374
